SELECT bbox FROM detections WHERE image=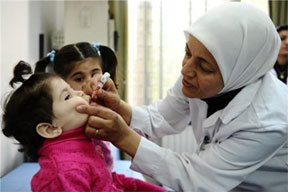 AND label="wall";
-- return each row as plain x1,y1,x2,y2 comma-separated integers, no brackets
0,1,60,177
1,1,30,177
1,0,109,177
64,1,108,45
